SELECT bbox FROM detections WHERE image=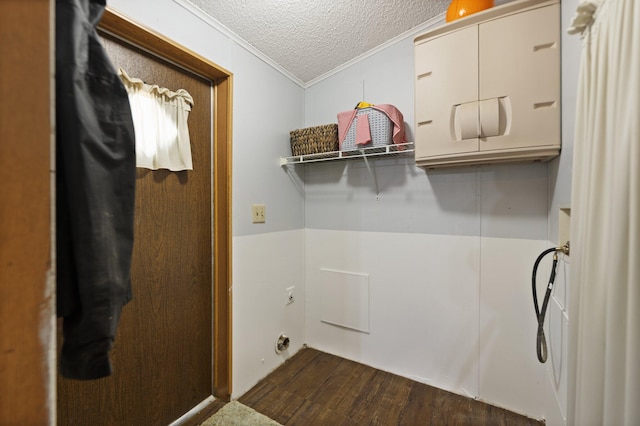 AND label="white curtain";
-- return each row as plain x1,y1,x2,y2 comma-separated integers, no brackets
119,69,194,171
569,0,640,425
